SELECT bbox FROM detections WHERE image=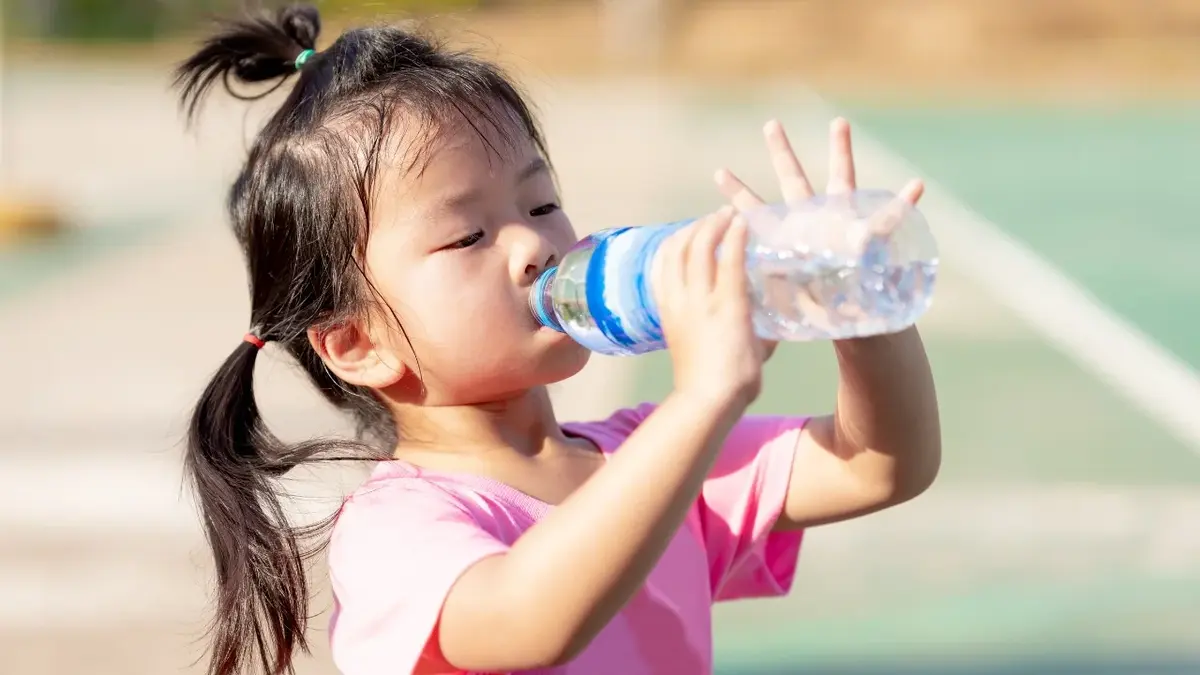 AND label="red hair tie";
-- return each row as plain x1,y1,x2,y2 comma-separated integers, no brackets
243,333,266,350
